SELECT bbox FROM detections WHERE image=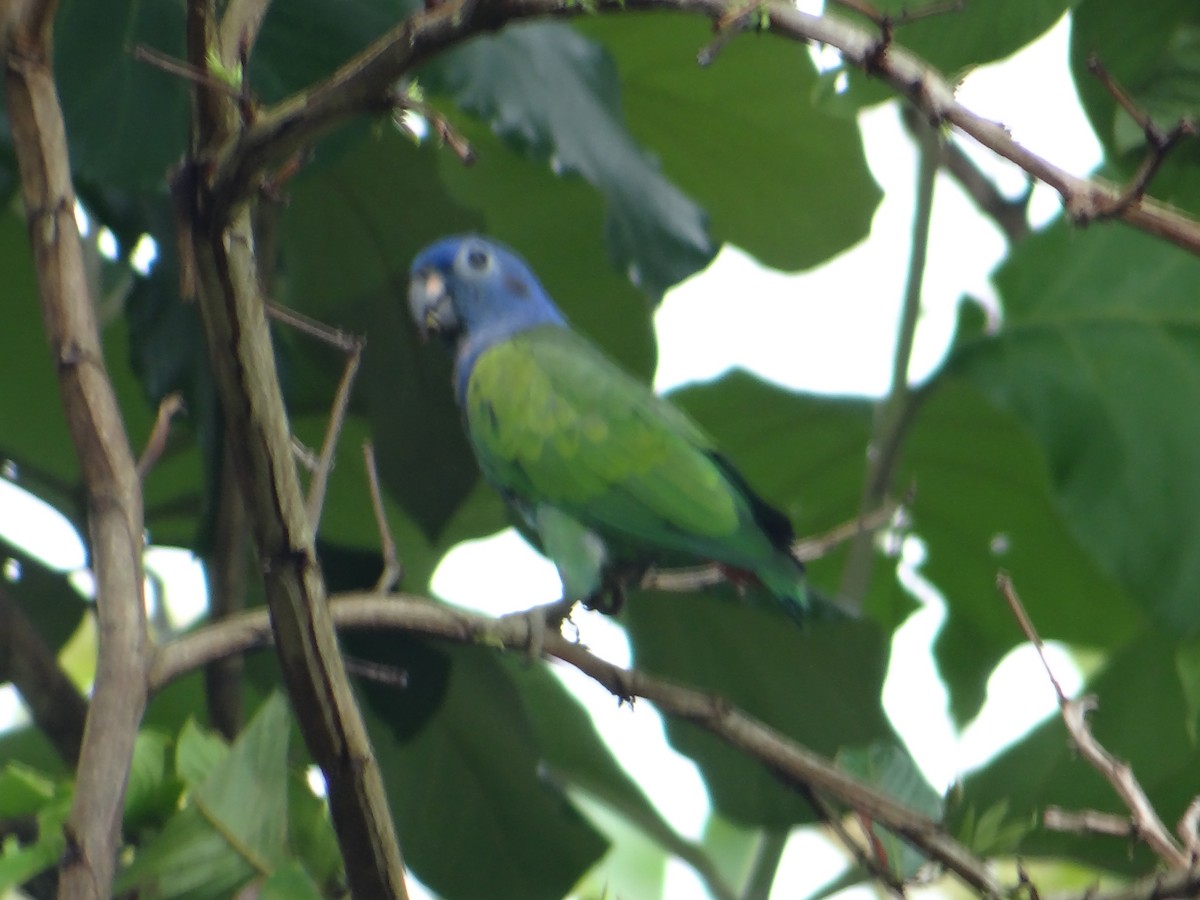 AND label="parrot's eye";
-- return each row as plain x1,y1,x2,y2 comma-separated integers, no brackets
465,247,490,271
